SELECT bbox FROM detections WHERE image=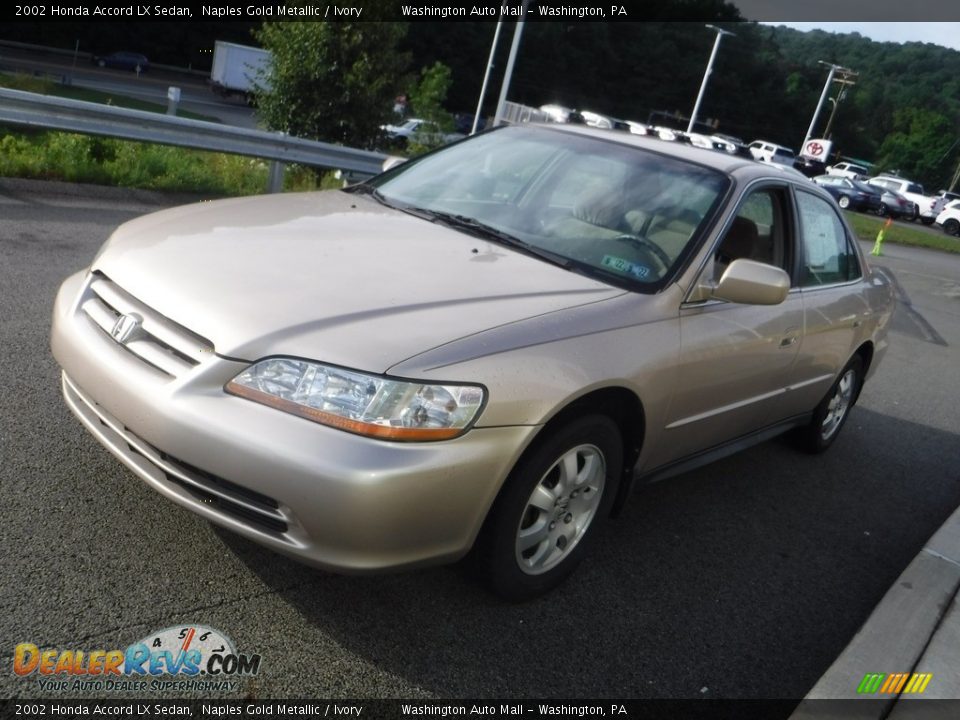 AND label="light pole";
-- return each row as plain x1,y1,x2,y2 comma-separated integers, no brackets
803,61,854,150
471,0,508,135
493,0,531,128
687,24,735,134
